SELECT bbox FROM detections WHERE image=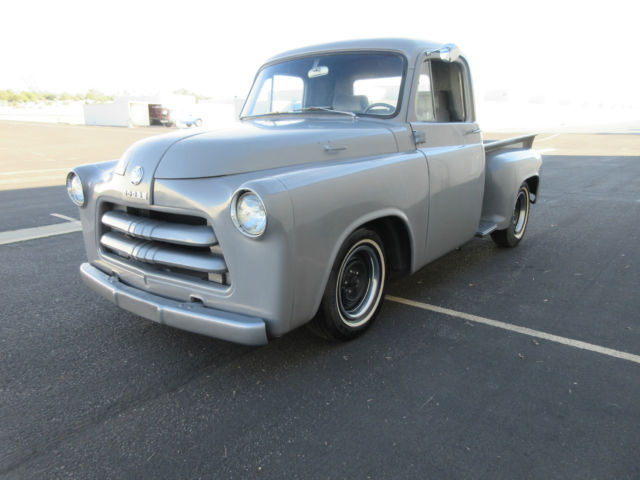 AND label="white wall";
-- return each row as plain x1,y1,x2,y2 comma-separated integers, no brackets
115,94,196,111
83,102,130,127
83,101,149,127
128,102,150,126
